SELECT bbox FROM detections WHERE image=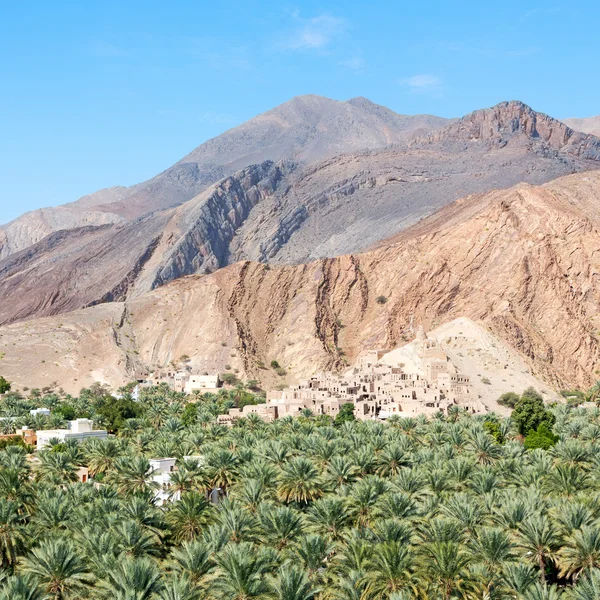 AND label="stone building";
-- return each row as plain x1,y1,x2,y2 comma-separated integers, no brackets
218,326,485,424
